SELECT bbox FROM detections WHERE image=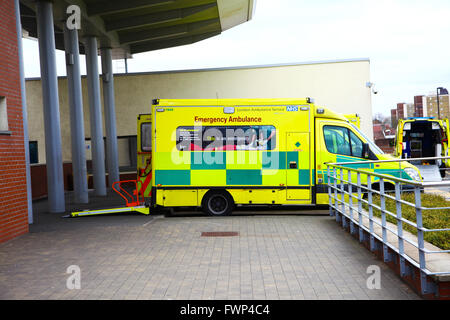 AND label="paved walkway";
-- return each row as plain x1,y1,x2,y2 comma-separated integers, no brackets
425,187,450,201
0,193,420,300
423,176,450,200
